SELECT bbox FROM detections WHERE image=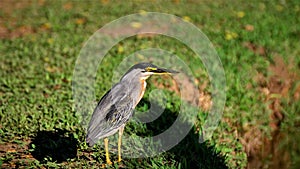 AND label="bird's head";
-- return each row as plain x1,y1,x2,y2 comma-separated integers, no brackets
122,62,179,81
